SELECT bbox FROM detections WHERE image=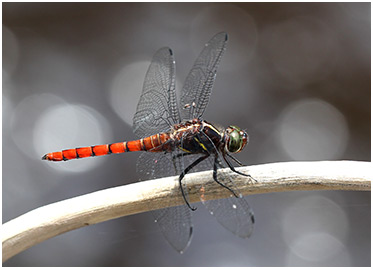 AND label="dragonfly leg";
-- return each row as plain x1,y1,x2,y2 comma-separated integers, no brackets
226,152,244,166
223,153,257,182
172,152,193,161
213,155,239,198
179,154,209,211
